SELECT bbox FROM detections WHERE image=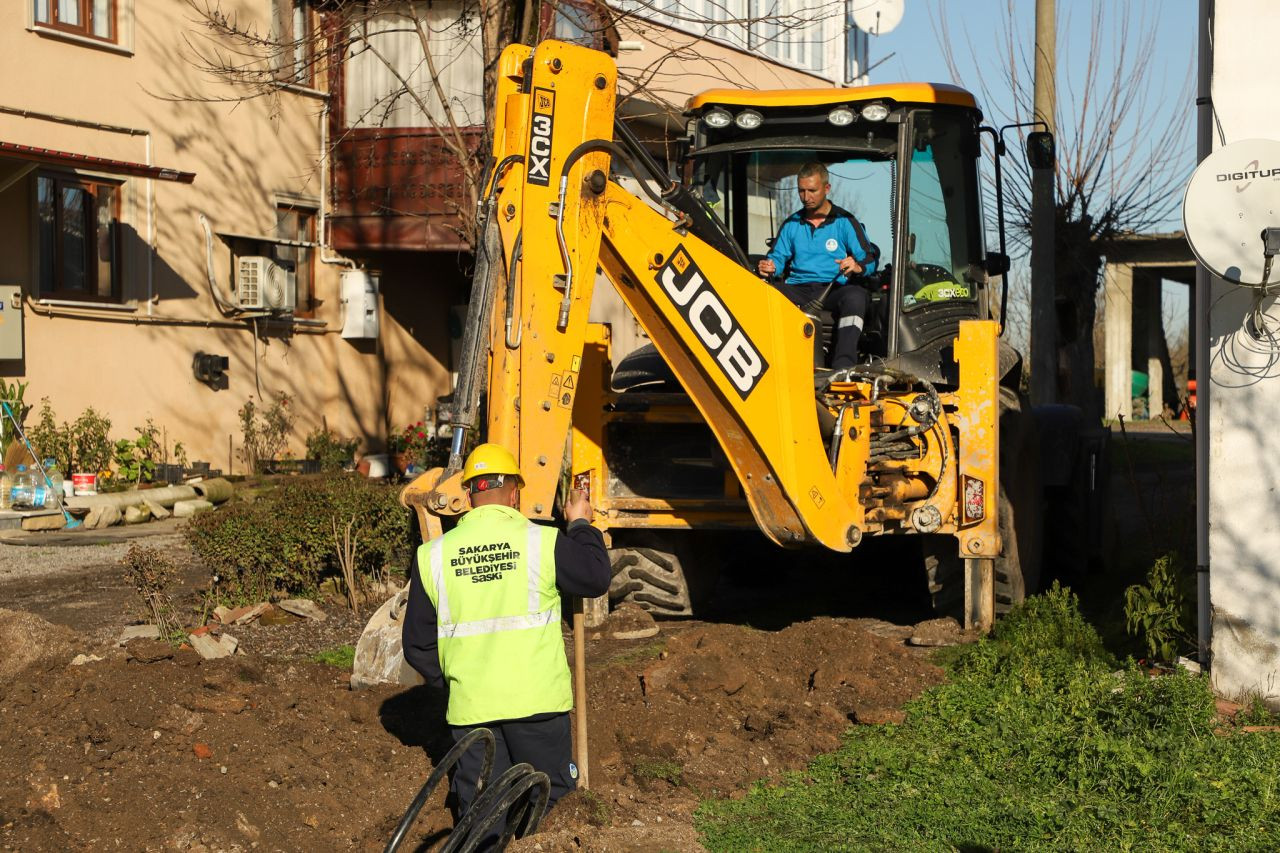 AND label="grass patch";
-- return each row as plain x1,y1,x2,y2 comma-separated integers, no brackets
604,640,667,667
696,584,1280,851
313,644,356,669
634,758,684,788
